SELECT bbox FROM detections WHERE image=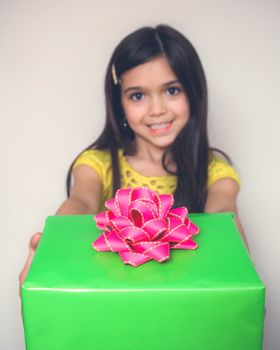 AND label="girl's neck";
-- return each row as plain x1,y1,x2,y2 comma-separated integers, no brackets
130,140,166,163
124,140,176,176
